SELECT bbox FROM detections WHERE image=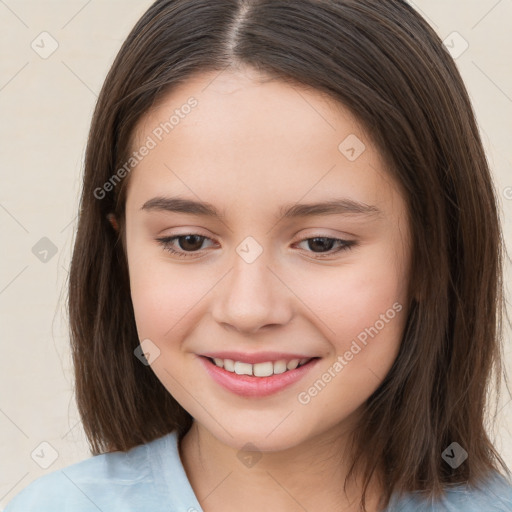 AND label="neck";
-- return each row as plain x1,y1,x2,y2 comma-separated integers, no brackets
178,419,383,512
